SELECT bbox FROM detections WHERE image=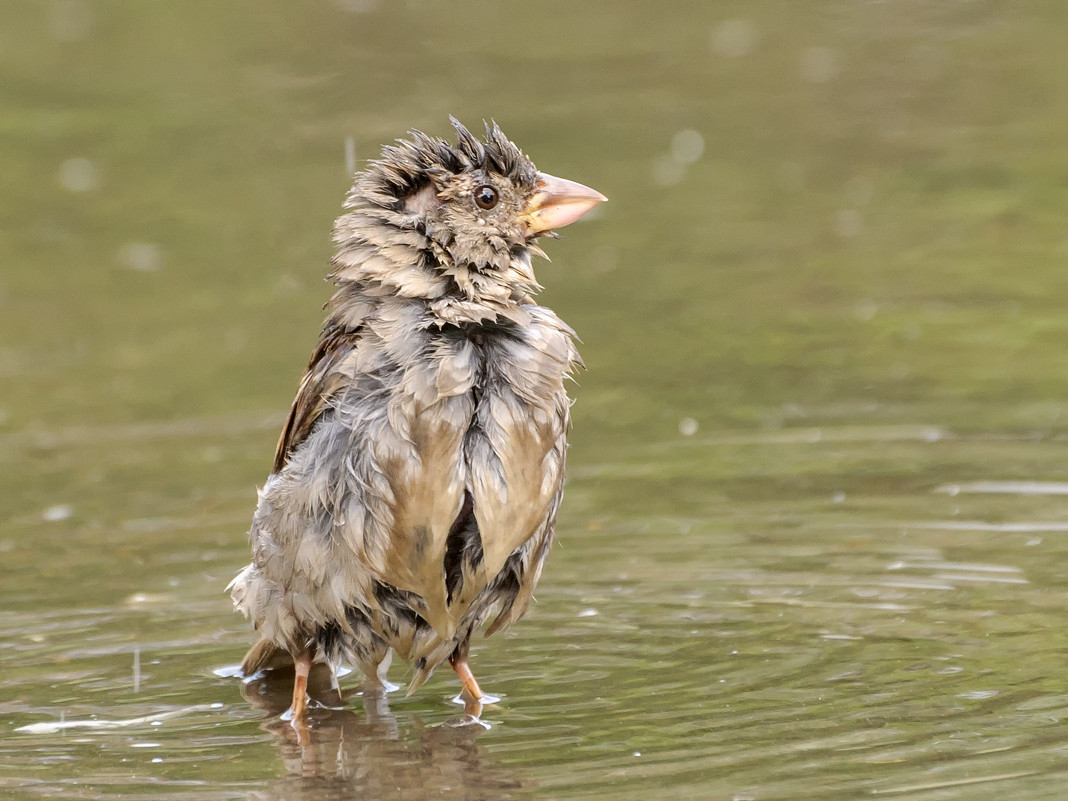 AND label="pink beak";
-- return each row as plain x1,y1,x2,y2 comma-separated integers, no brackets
521,172,607,235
